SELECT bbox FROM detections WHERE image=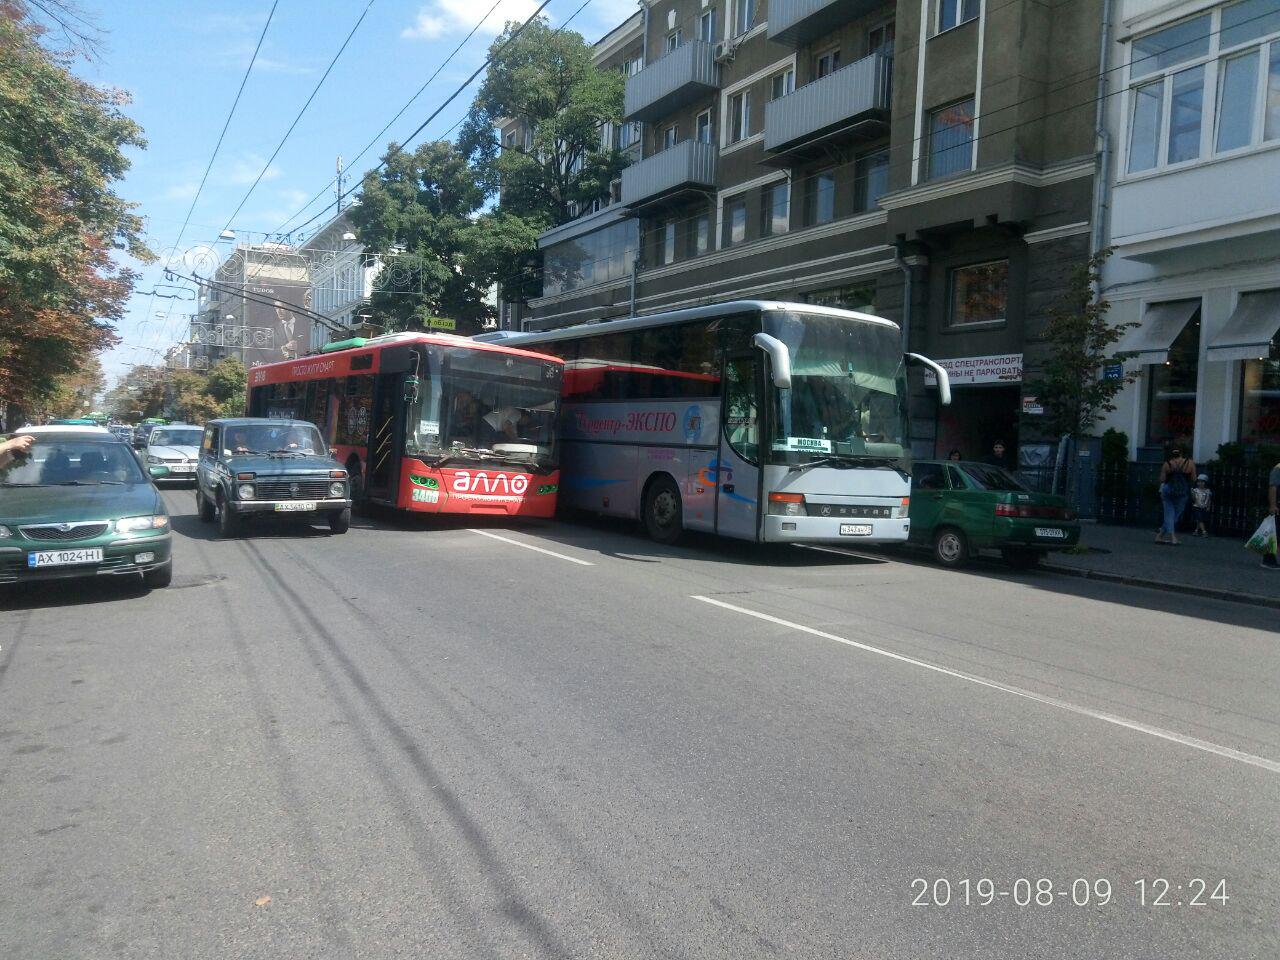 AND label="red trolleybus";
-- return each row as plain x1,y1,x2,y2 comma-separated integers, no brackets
246,332,563,518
